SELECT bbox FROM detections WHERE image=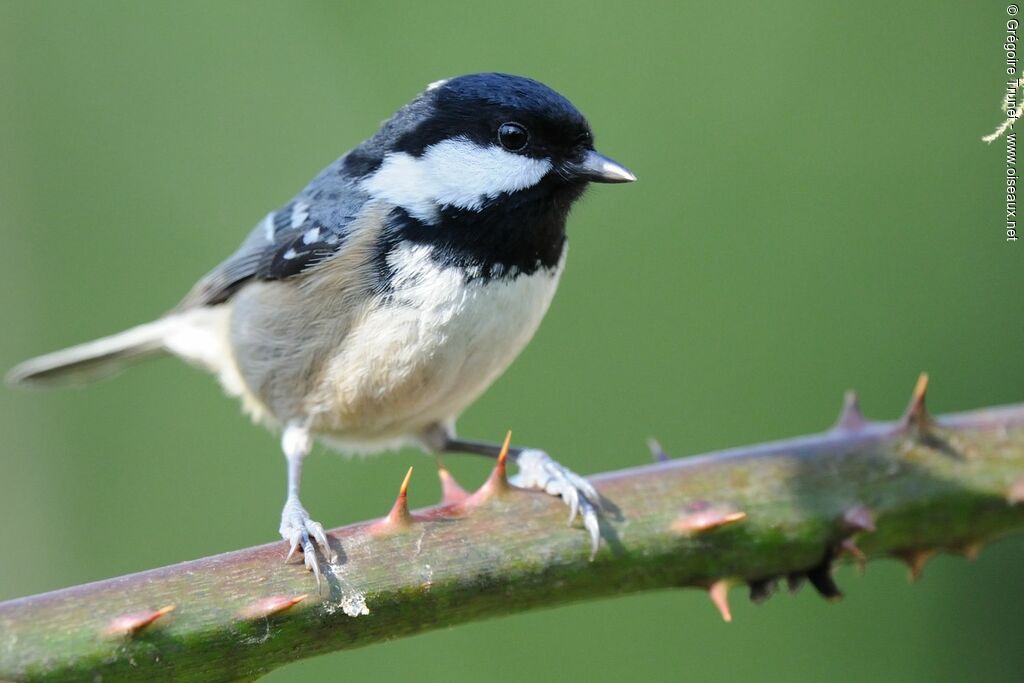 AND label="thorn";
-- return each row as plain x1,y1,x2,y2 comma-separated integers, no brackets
436,459,469,506
807,569,842,601
748,578,777,604
896,549,936,582
839,538,867,574
1008,478,1024,505
807,549,843,601
834,390,867,431
371,467,417,532
842,505,877,533
956,540,983,561
240,594,308,620
839,538,866,561
672,501,747,535
900,372,931,431
708,580,732,622
647,437,669,462
465,431,512,504
106,604,175,637
387,467,414,527
399,465,413,497
495,430,511,482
